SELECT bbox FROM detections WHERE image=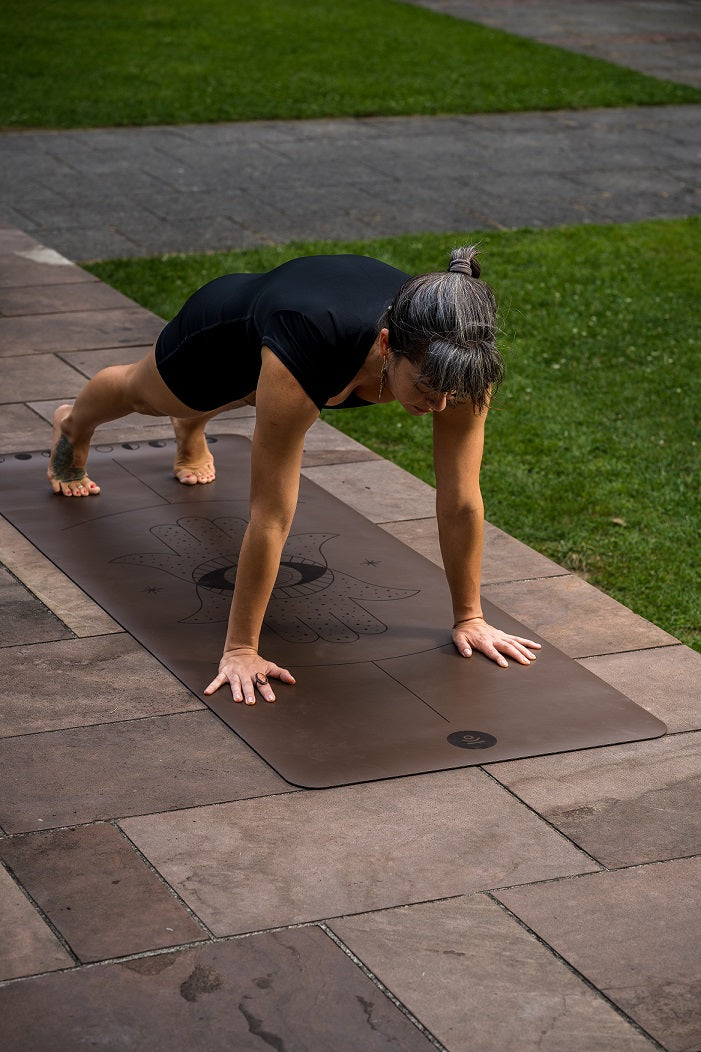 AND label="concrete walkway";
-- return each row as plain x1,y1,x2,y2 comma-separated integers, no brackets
1,1,700,1049
1,104,699,261
403,0,701,88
